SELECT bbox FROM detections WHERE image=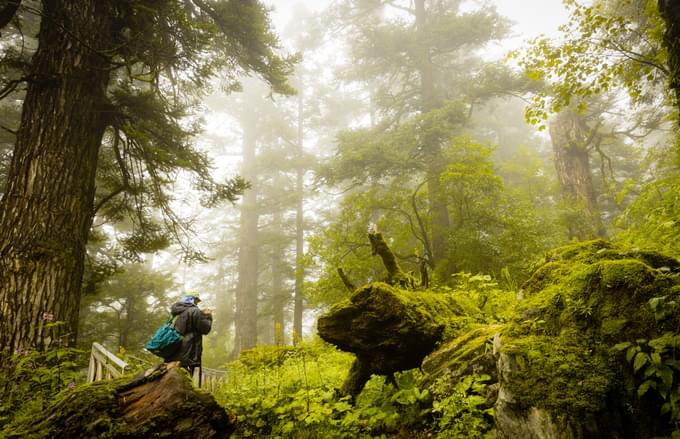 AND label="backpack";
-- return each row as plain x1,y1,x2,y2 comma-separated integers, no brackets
144,315,183,358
